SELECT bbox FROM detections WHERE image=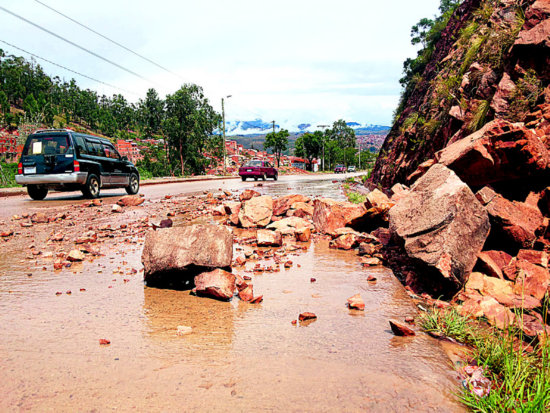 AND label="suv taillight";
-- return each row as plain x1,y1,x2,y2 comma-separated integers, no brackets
73,160,80,172
18,162,23,174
